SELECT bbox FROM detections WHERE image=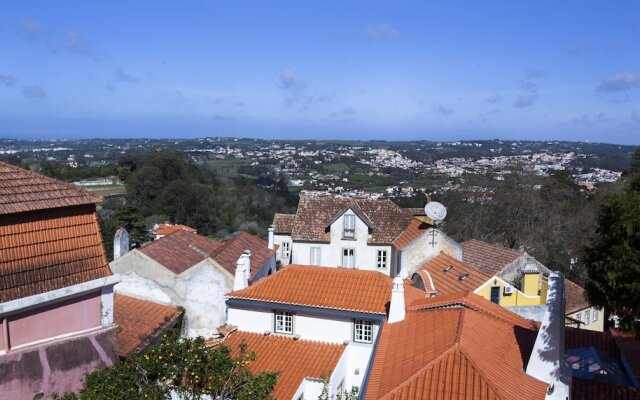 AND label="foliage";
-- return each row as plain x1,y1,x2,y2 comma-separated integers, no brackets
53,330,278,400
317,376,359,400
583,172,640,331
